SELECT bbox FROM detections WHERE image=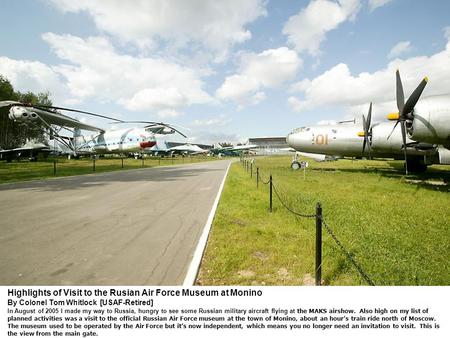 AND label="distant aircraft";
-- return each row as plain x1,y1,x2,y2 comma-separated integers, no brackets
145,141,208,156
0,101,186,158
0,139,51,162
166,143,208,156
210,143,258,156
